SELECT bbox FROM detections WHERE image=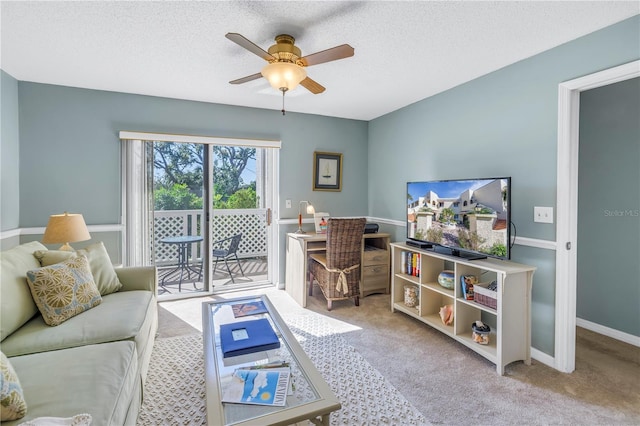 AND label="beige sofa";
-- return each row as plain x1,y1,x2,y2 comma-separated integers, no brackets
0,241,158,425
